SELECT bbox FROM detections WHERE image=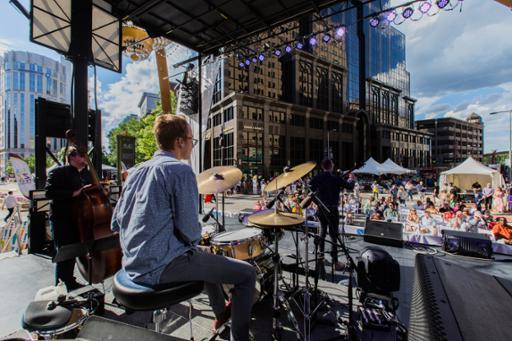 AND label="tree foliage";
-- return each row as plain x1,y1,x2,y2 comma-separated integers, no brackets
105,91,177,165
